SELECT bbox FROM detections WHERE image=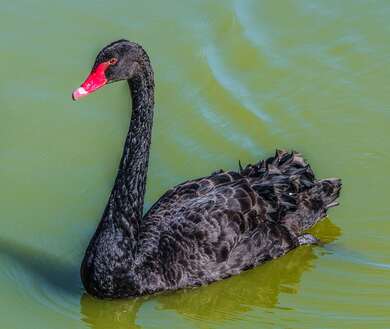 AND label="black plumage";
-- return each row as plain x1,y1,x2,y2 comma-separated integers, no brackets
73,40,342,298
